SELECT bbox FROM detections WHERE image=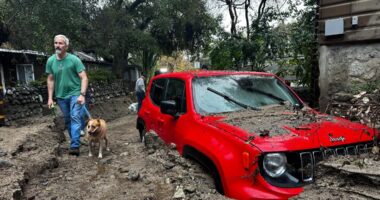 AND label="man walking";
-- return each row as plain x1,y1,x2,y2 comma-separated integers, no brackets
135,74,146,112
46,34,88,156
